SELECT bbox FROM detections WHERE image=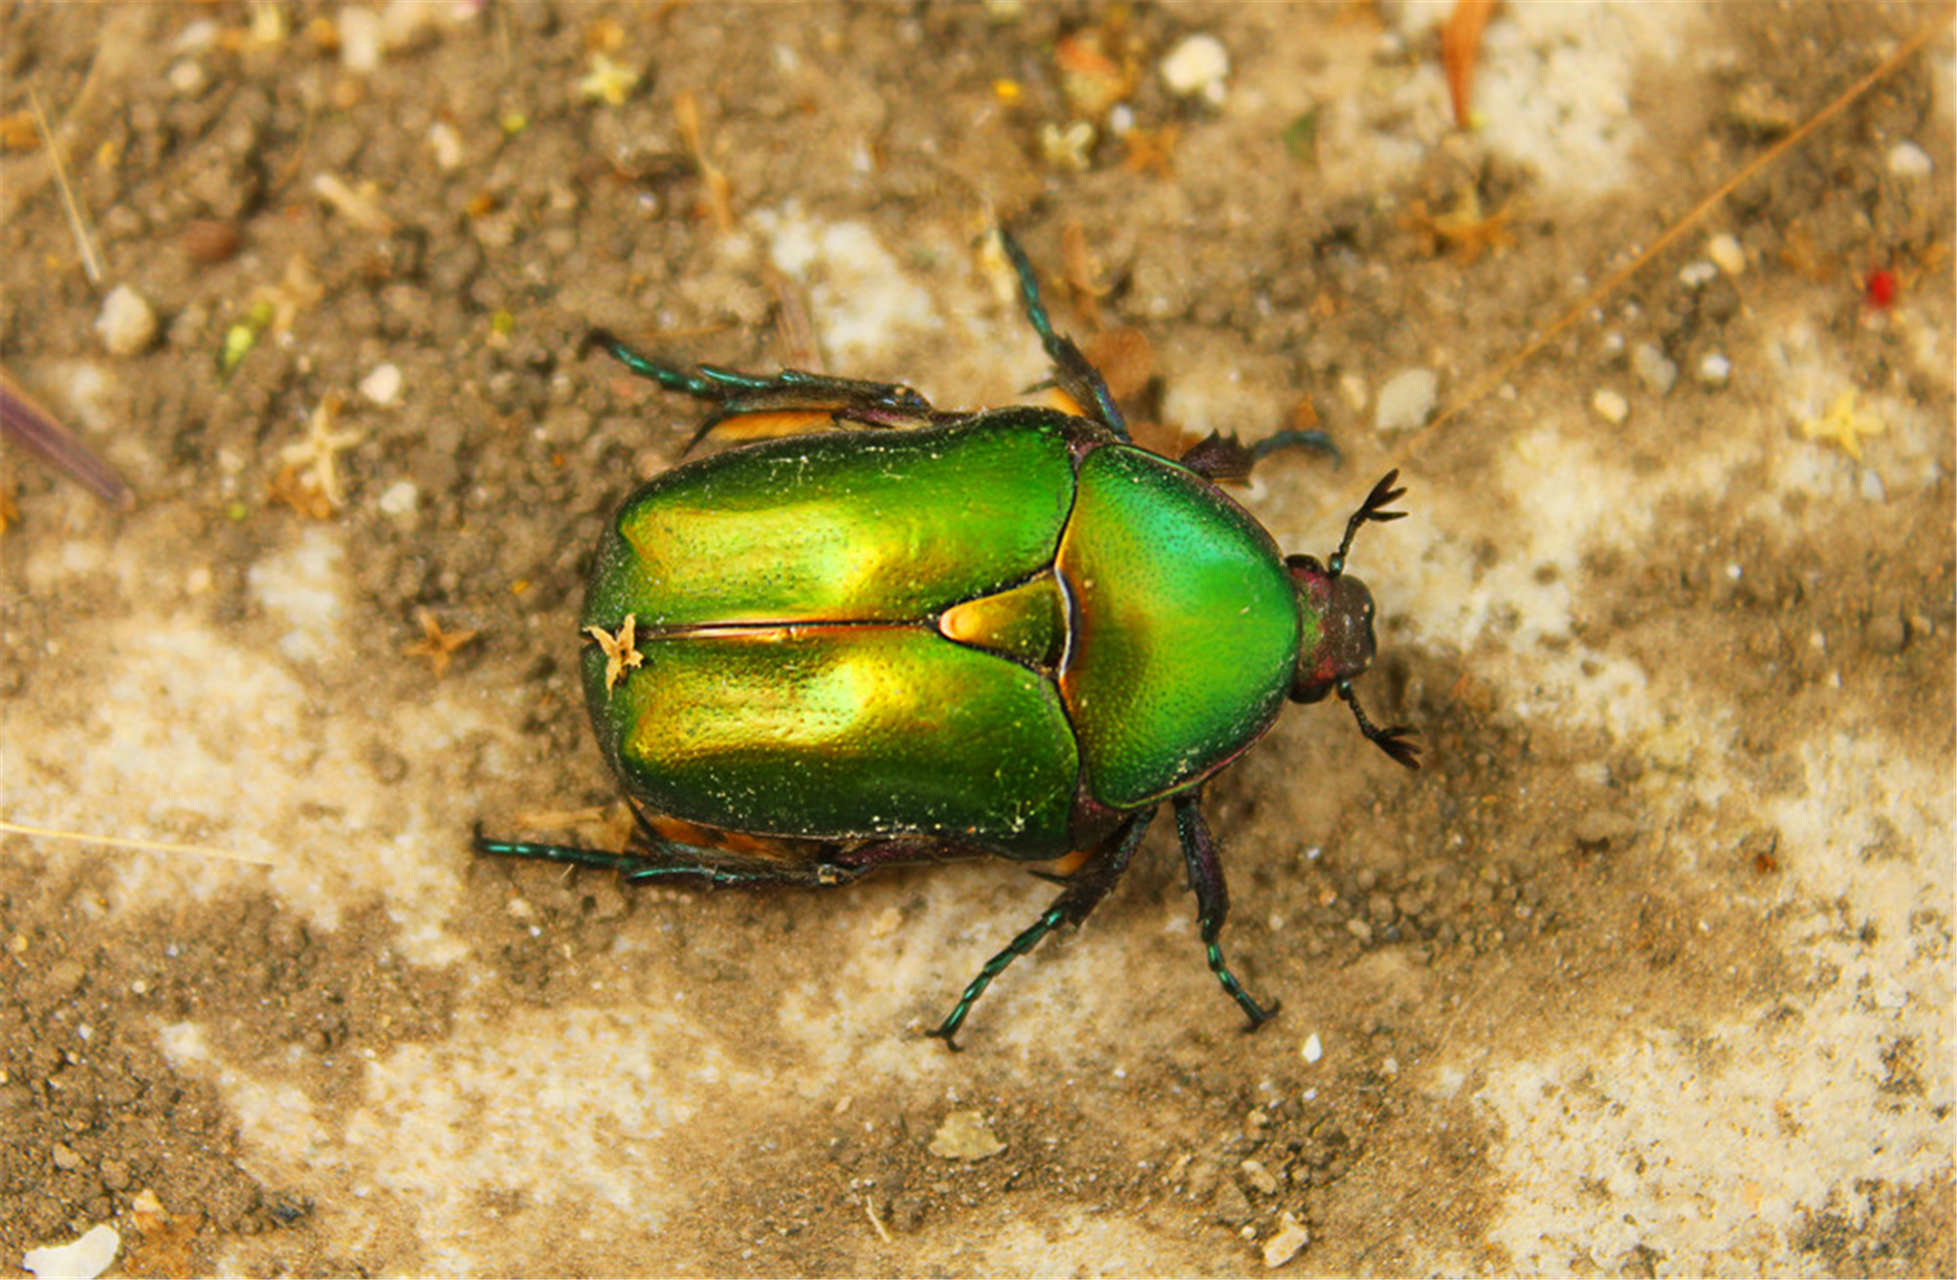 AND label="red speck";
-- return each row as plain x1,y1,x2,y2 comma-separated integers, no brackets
1864,268,1898,310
